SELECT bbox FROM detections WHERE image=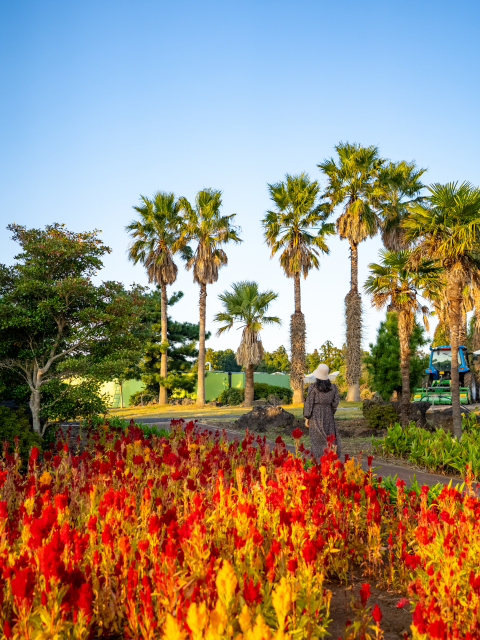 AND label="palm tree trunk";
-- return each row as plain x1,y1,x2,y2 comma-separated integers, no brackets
459,308,467,347
244,363,254,407
294,272,301,314
397,311,411,427
196,282,207,407
159,281,168,405
291,272,306,404
345,242,361,402
448,278,463,438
